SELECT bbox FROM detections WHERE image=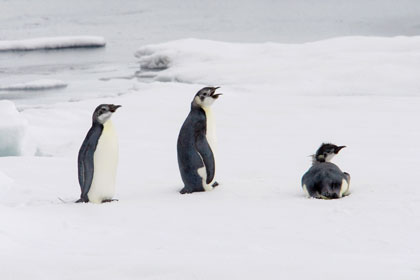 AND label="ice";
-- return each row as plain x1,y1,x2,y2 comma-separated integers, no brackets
136,53,171,71
0,171,13,192
1,1,420,279
0,83,419,279
0,101,33,156
0,79,68,91
0,36,106,51
0,36,419,279
135,37,420,96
